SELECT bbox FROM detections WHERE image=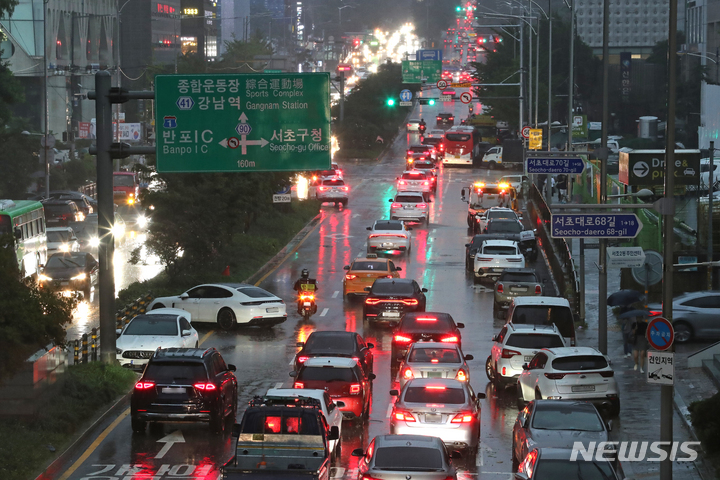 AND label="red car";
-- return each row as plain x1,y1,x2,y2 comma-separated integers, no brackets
292,357,375,419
